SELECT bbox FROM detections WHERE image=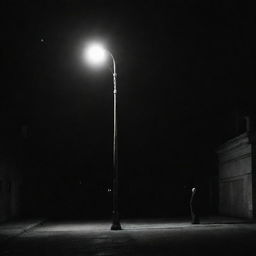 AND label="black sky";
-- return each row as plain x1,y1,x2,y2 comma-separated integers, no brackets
1,0,256,217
